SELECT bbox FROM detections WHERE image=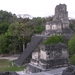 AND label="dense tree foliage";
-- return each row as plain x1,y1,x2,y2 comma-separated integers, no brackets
43,35,64,44
33,25,45,34
0,10,16,34
7,22,33,51
68,35,75,55
70,54,75,65
0,34,11,54
0,10,13,23
0,10,52,54
68,35,75,65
